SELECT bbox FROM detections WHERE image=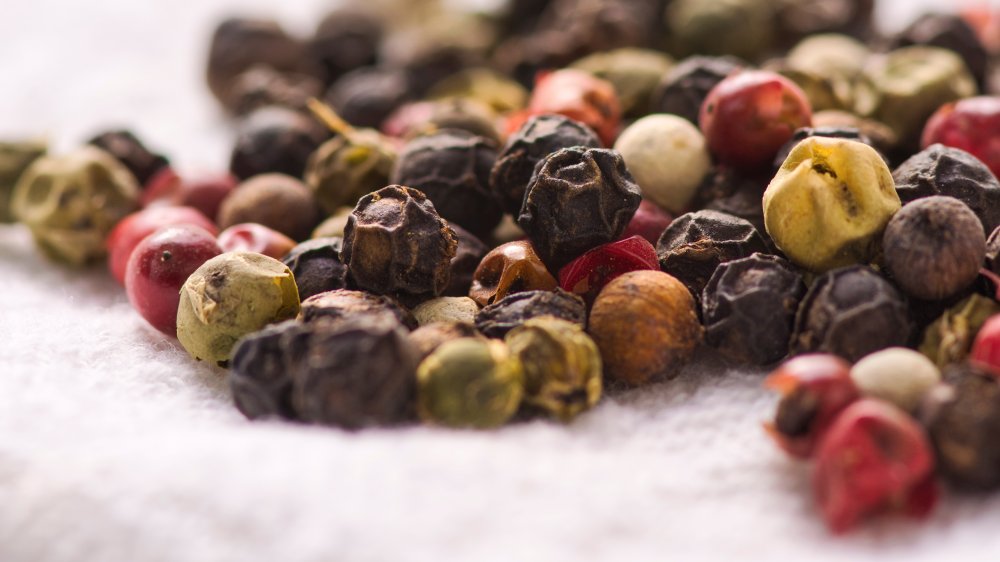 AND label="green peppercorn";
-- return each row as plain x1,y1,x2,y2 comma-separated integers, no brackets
304,129,397,216
505,317,602,422
0,140,47,223
177,252,300,367
571,48,674,117
920,295,1000,369
428,68,528,114
667,0,775,62
416,338,524,429
11,146,139,266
